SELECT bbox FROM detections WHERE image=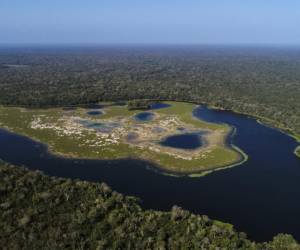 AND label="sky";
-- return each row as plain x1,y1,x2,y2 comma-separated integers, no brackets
1,0,300,45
